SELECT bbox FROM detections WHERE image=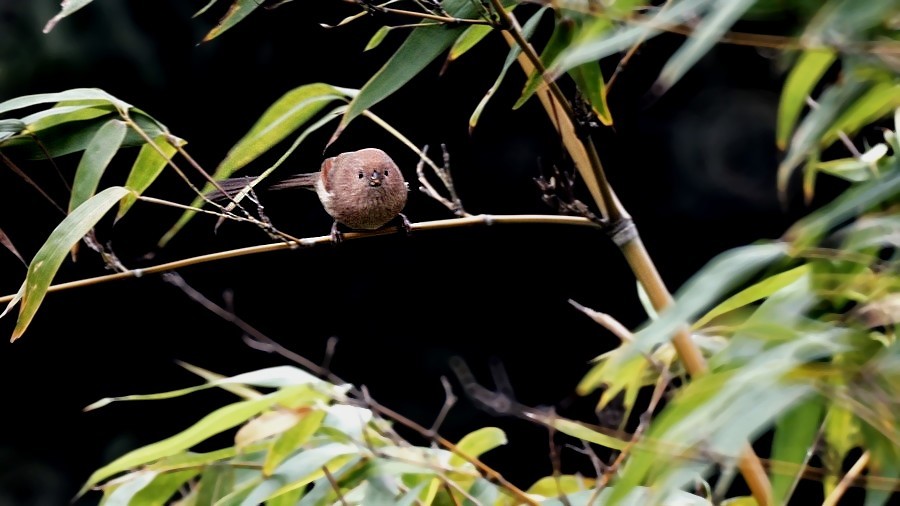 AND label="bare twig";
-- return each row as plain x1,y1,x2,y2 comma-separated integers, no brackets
0,149,66,215
427,377,458,437
822,451,871,506
322,466,350,506
0,214,599,305
417,144,470,217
